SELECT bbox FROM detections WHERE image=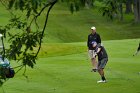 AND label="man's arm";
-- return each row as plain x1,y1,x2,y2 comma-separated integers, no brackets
95,47,101,55
96,47,101,53
87,35,90,48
